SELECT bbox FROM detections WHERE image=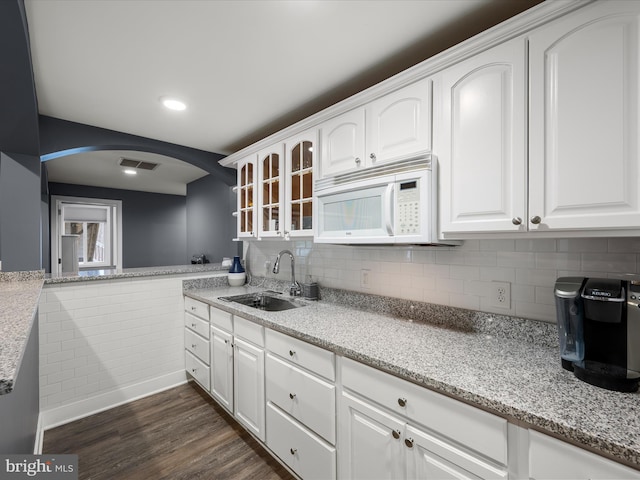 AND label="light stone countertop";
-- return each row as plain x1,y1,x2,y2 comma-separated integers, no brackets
45,263,228,284
0,271,44,394
185,283,640,469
